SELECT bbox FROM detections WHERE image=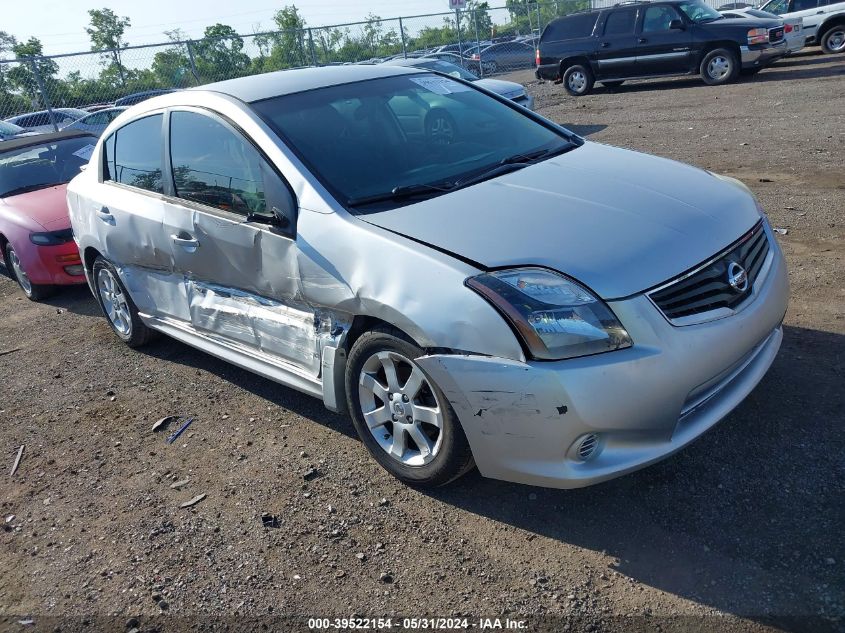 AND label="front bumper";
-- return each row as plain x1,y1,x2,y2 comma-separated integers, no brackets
417,229,789,489
19,239,86,286
740,41,788,68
